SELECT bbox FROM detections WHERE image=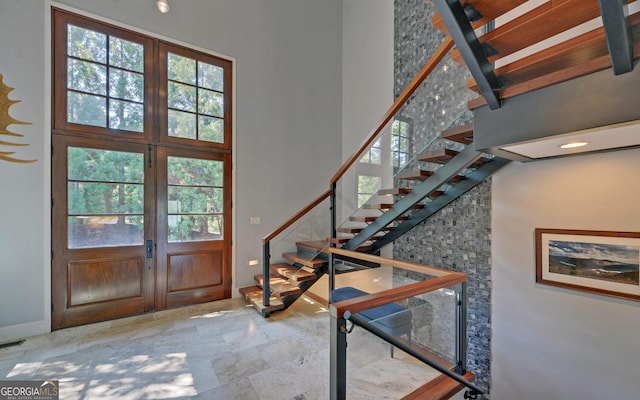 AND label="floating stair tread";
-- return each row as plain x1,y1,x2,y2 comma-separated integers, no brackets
397,169,435,181
432,0,527,33
349,215,410,223
419,148,490,166
417,148,459,164
282,252,328,269
451,0,604,65
238,286,285,313
378,187,413,196
349,215,381,223
468,13,640,93
328,235,384,244
440,124,473,144
239,285,262,299
270,263,316,282
296,240,330,253
362,203,395,210
254,274,301,296
401,371,475,400
329,236,353,244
